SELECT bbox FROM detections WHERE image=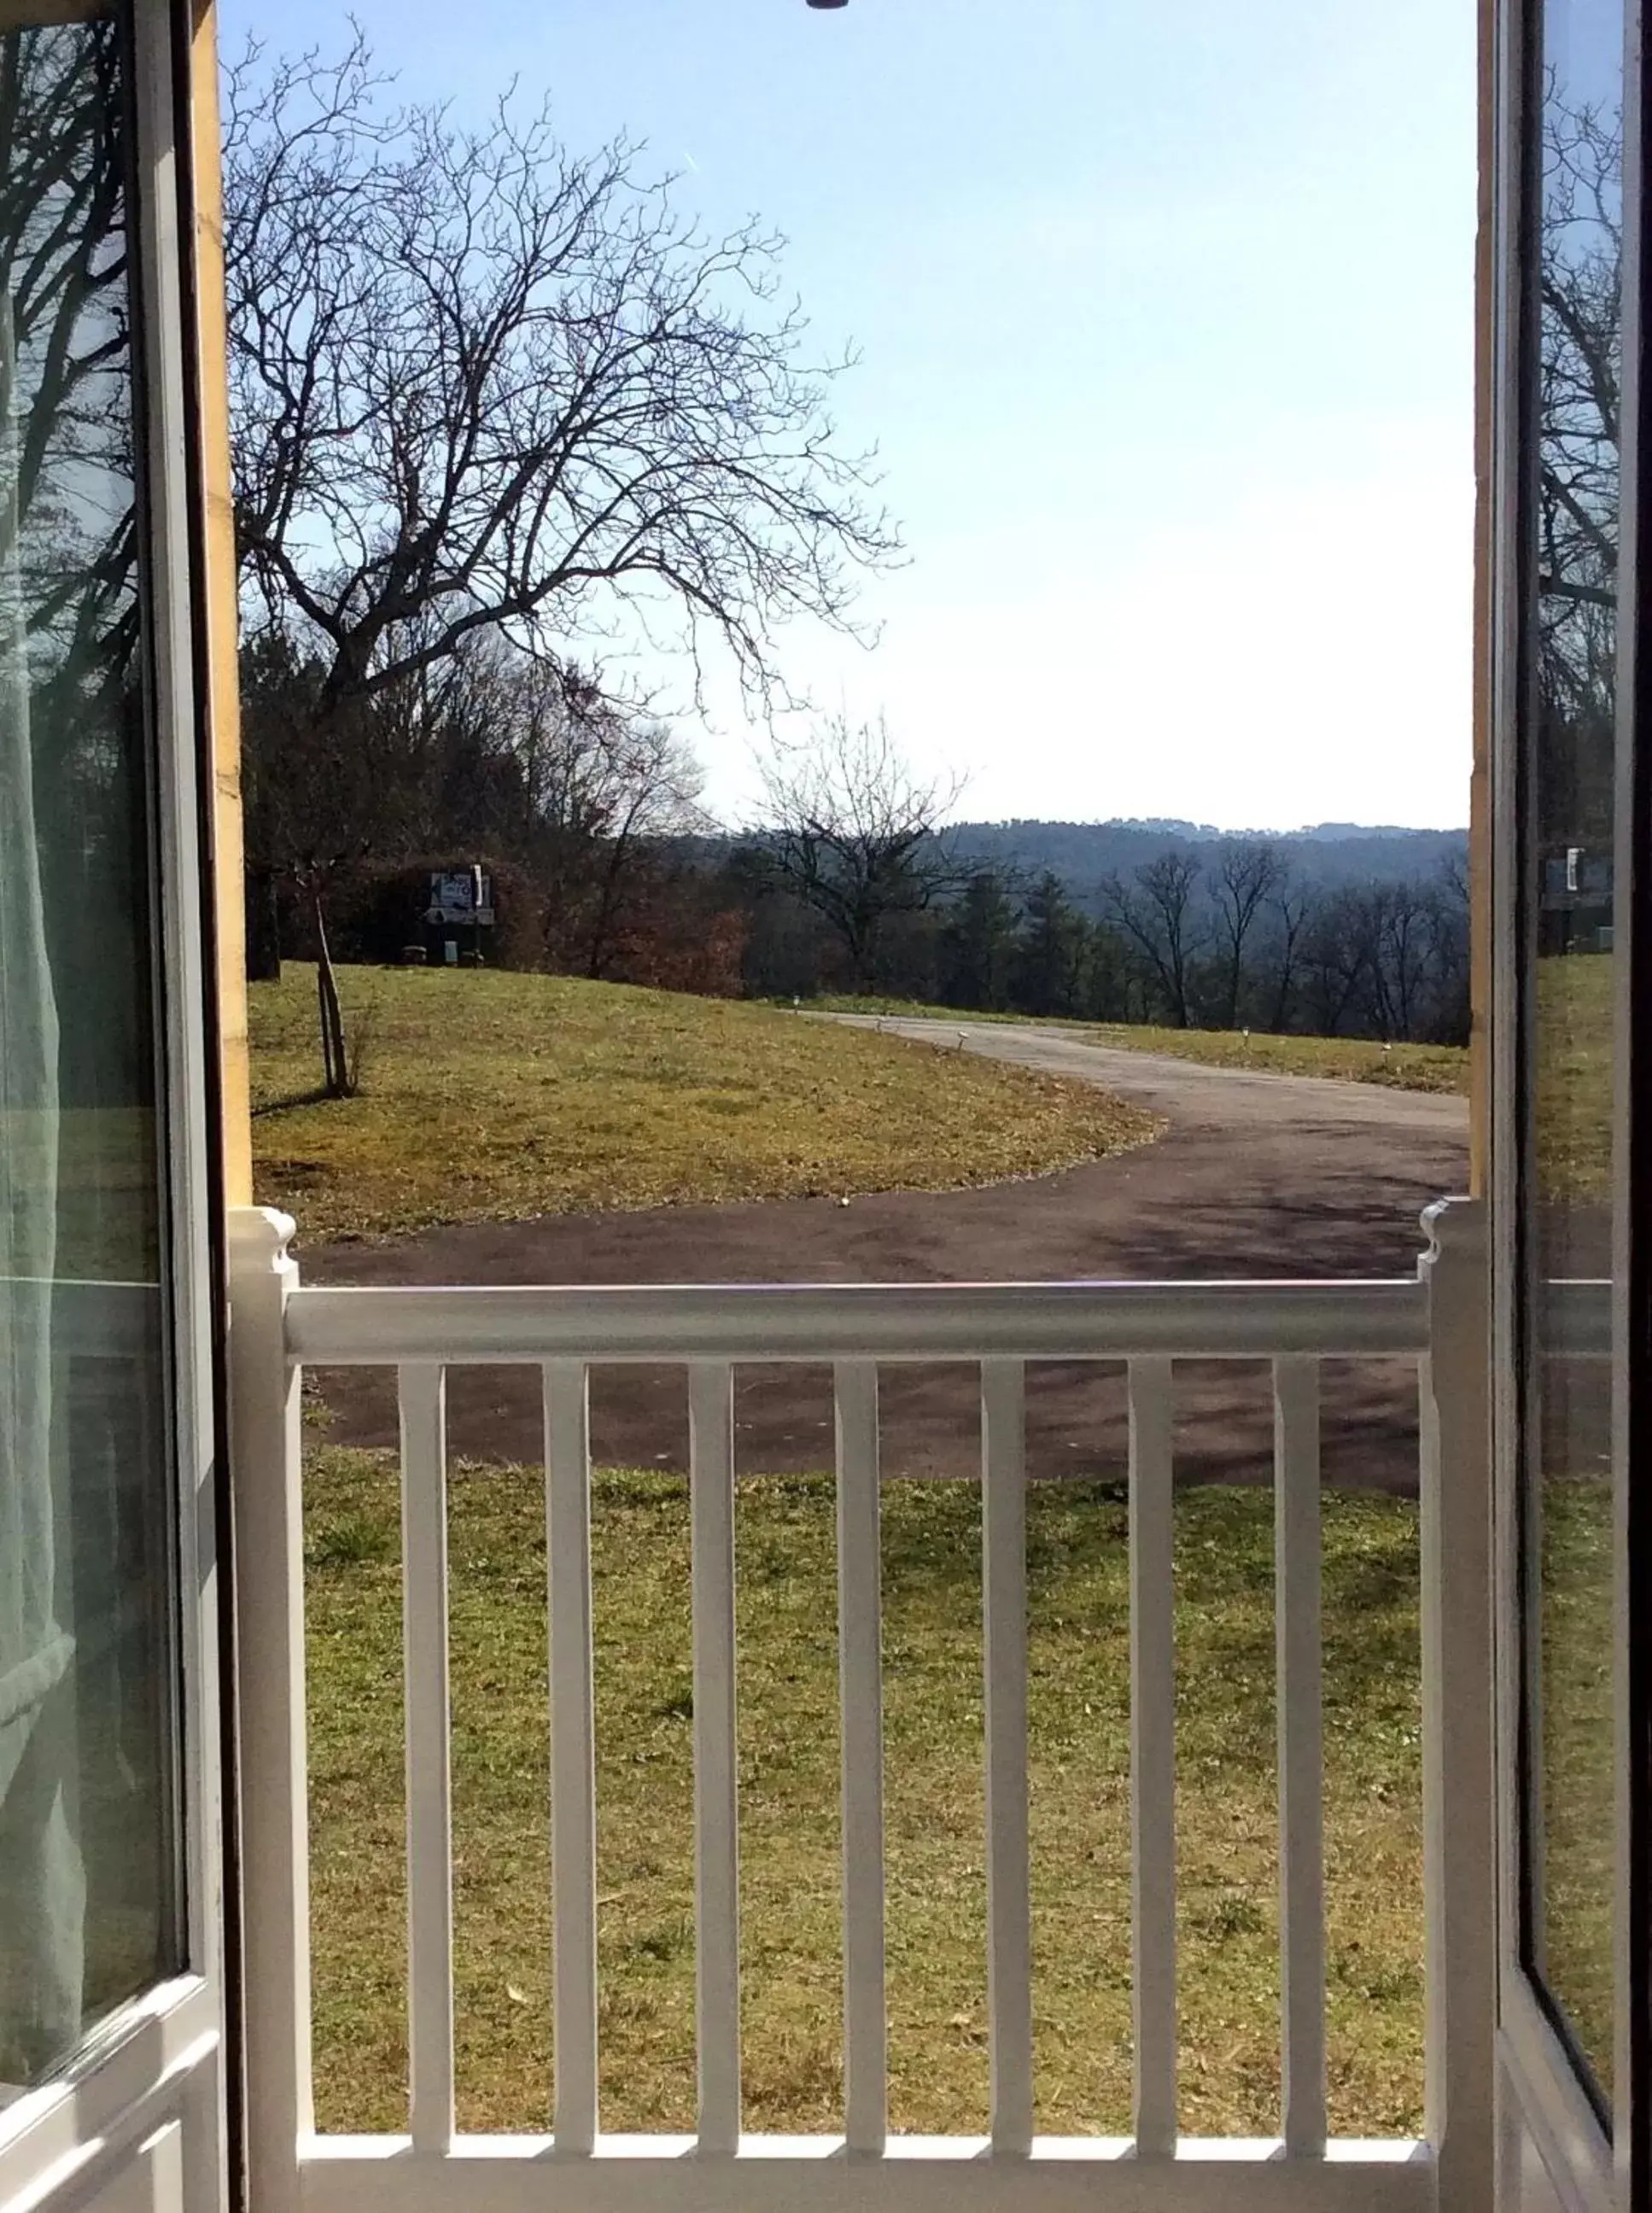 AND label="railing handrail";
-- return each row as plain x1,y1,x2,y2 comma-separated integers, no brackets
0,1276,161,1358
283,1276,1429,1366
1538,1276,1612,1358
231,1202,1499,2213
